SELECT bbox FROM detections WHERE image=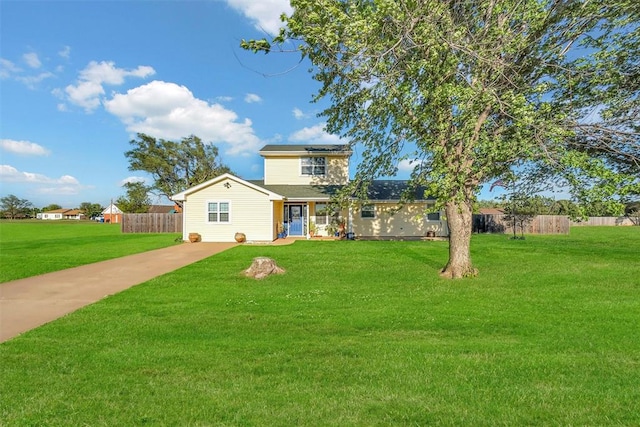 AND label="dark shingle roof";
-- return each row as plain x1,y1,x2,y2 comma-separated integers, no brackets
259,144,351,155
366,180,433,201
248,179,433,201
247,181,342,199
